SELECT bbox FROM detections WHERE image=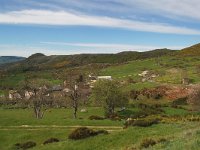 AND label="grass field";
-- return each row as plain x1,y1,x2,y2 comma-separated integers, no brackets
2,123,200,150
0,108,122,127
0,106,200,150
101,58,161,79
